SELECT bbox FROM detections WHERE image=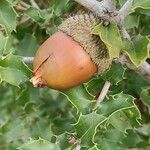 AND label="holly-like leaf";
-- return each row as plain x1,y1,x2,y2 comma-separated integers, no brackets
122,35,150,66
107,107,140,133
75,112,106,147
18,34,39,57
74,93,140,148
132,0,150,10
95,128,125,150
0,54,31,86
125,14,140,29
89,146,100,150
1,119,29,143
86,76,105,96
0,34,8,56
139,9,150,16
56,133,71,150
18,138,61,150
62,85,94,113
0,53,31,76
140,86,150,112
92,23,122,58
0,0,17,34
51,0,74,16
122,130,143,148
0,66,28,86
97,93,137,117
25,7,46,22
102,63,126,85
